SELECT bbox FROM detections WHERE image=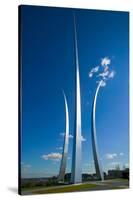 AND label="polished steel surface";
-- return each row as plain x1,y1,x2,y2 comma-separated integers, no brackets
91,80,104,181
71,14,82,184
58,91,69,181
